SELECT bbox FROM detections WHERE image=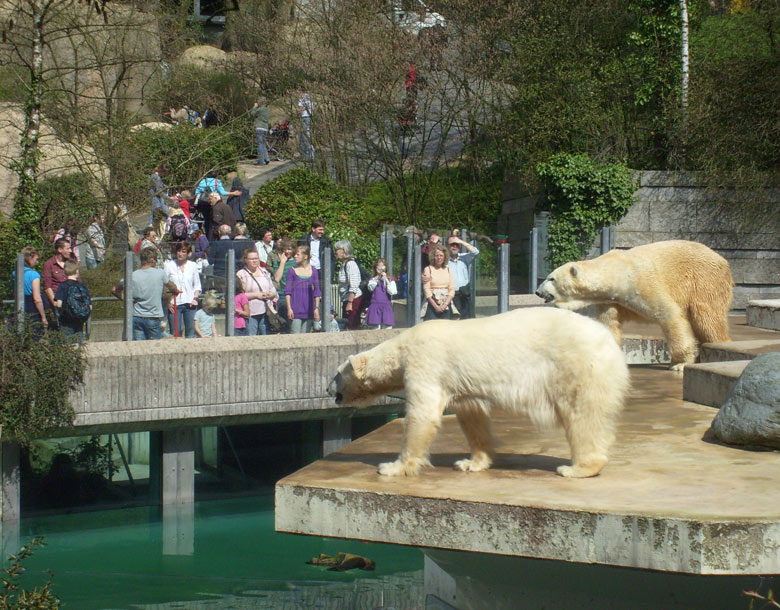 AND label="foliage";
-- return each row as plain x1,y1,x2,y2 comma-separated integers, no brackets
245,168,379,266
127,122,250,194
0,537,59,610
64,435,117,479
0,320,83,446
36,174,97,237
536,153,636,267
361,166,504,234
